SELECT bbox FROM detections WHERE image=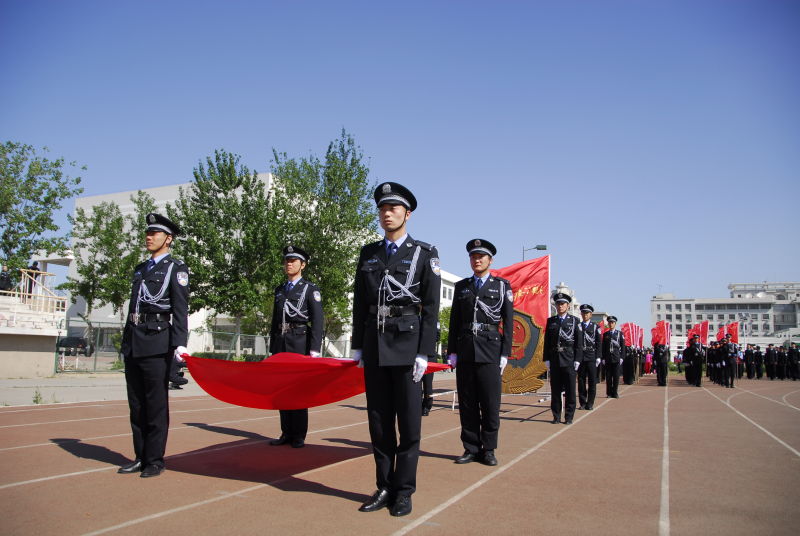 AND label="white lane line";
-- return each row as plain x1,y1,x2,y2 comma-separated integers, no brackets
0,406,349,450
659,384,670,536
0,396,212,414
81,402,529,536
390,387,626,536
0,405,242,429
781,389,800,410
704,388,800,458
667,390,700,403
